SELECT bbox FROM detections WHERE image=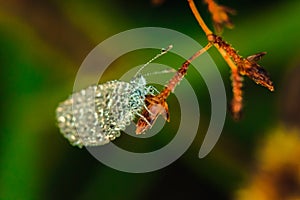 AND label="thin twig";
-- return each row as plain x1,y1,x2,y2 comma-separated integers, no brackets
188,0,213,36
160,42,212,98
